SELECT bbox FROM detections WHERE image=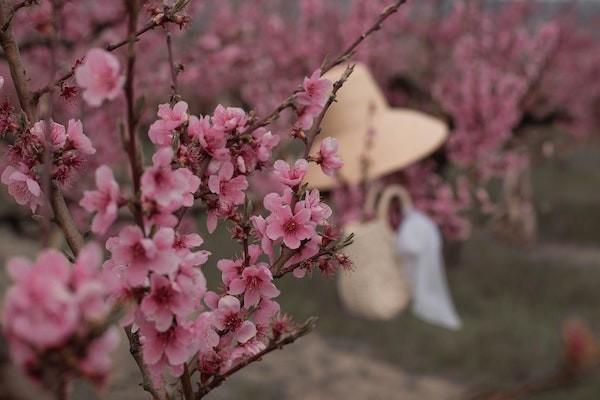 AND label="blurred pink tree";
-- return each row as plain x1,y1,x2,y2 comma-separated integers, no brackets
0,0,409,398
170,0,600,242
